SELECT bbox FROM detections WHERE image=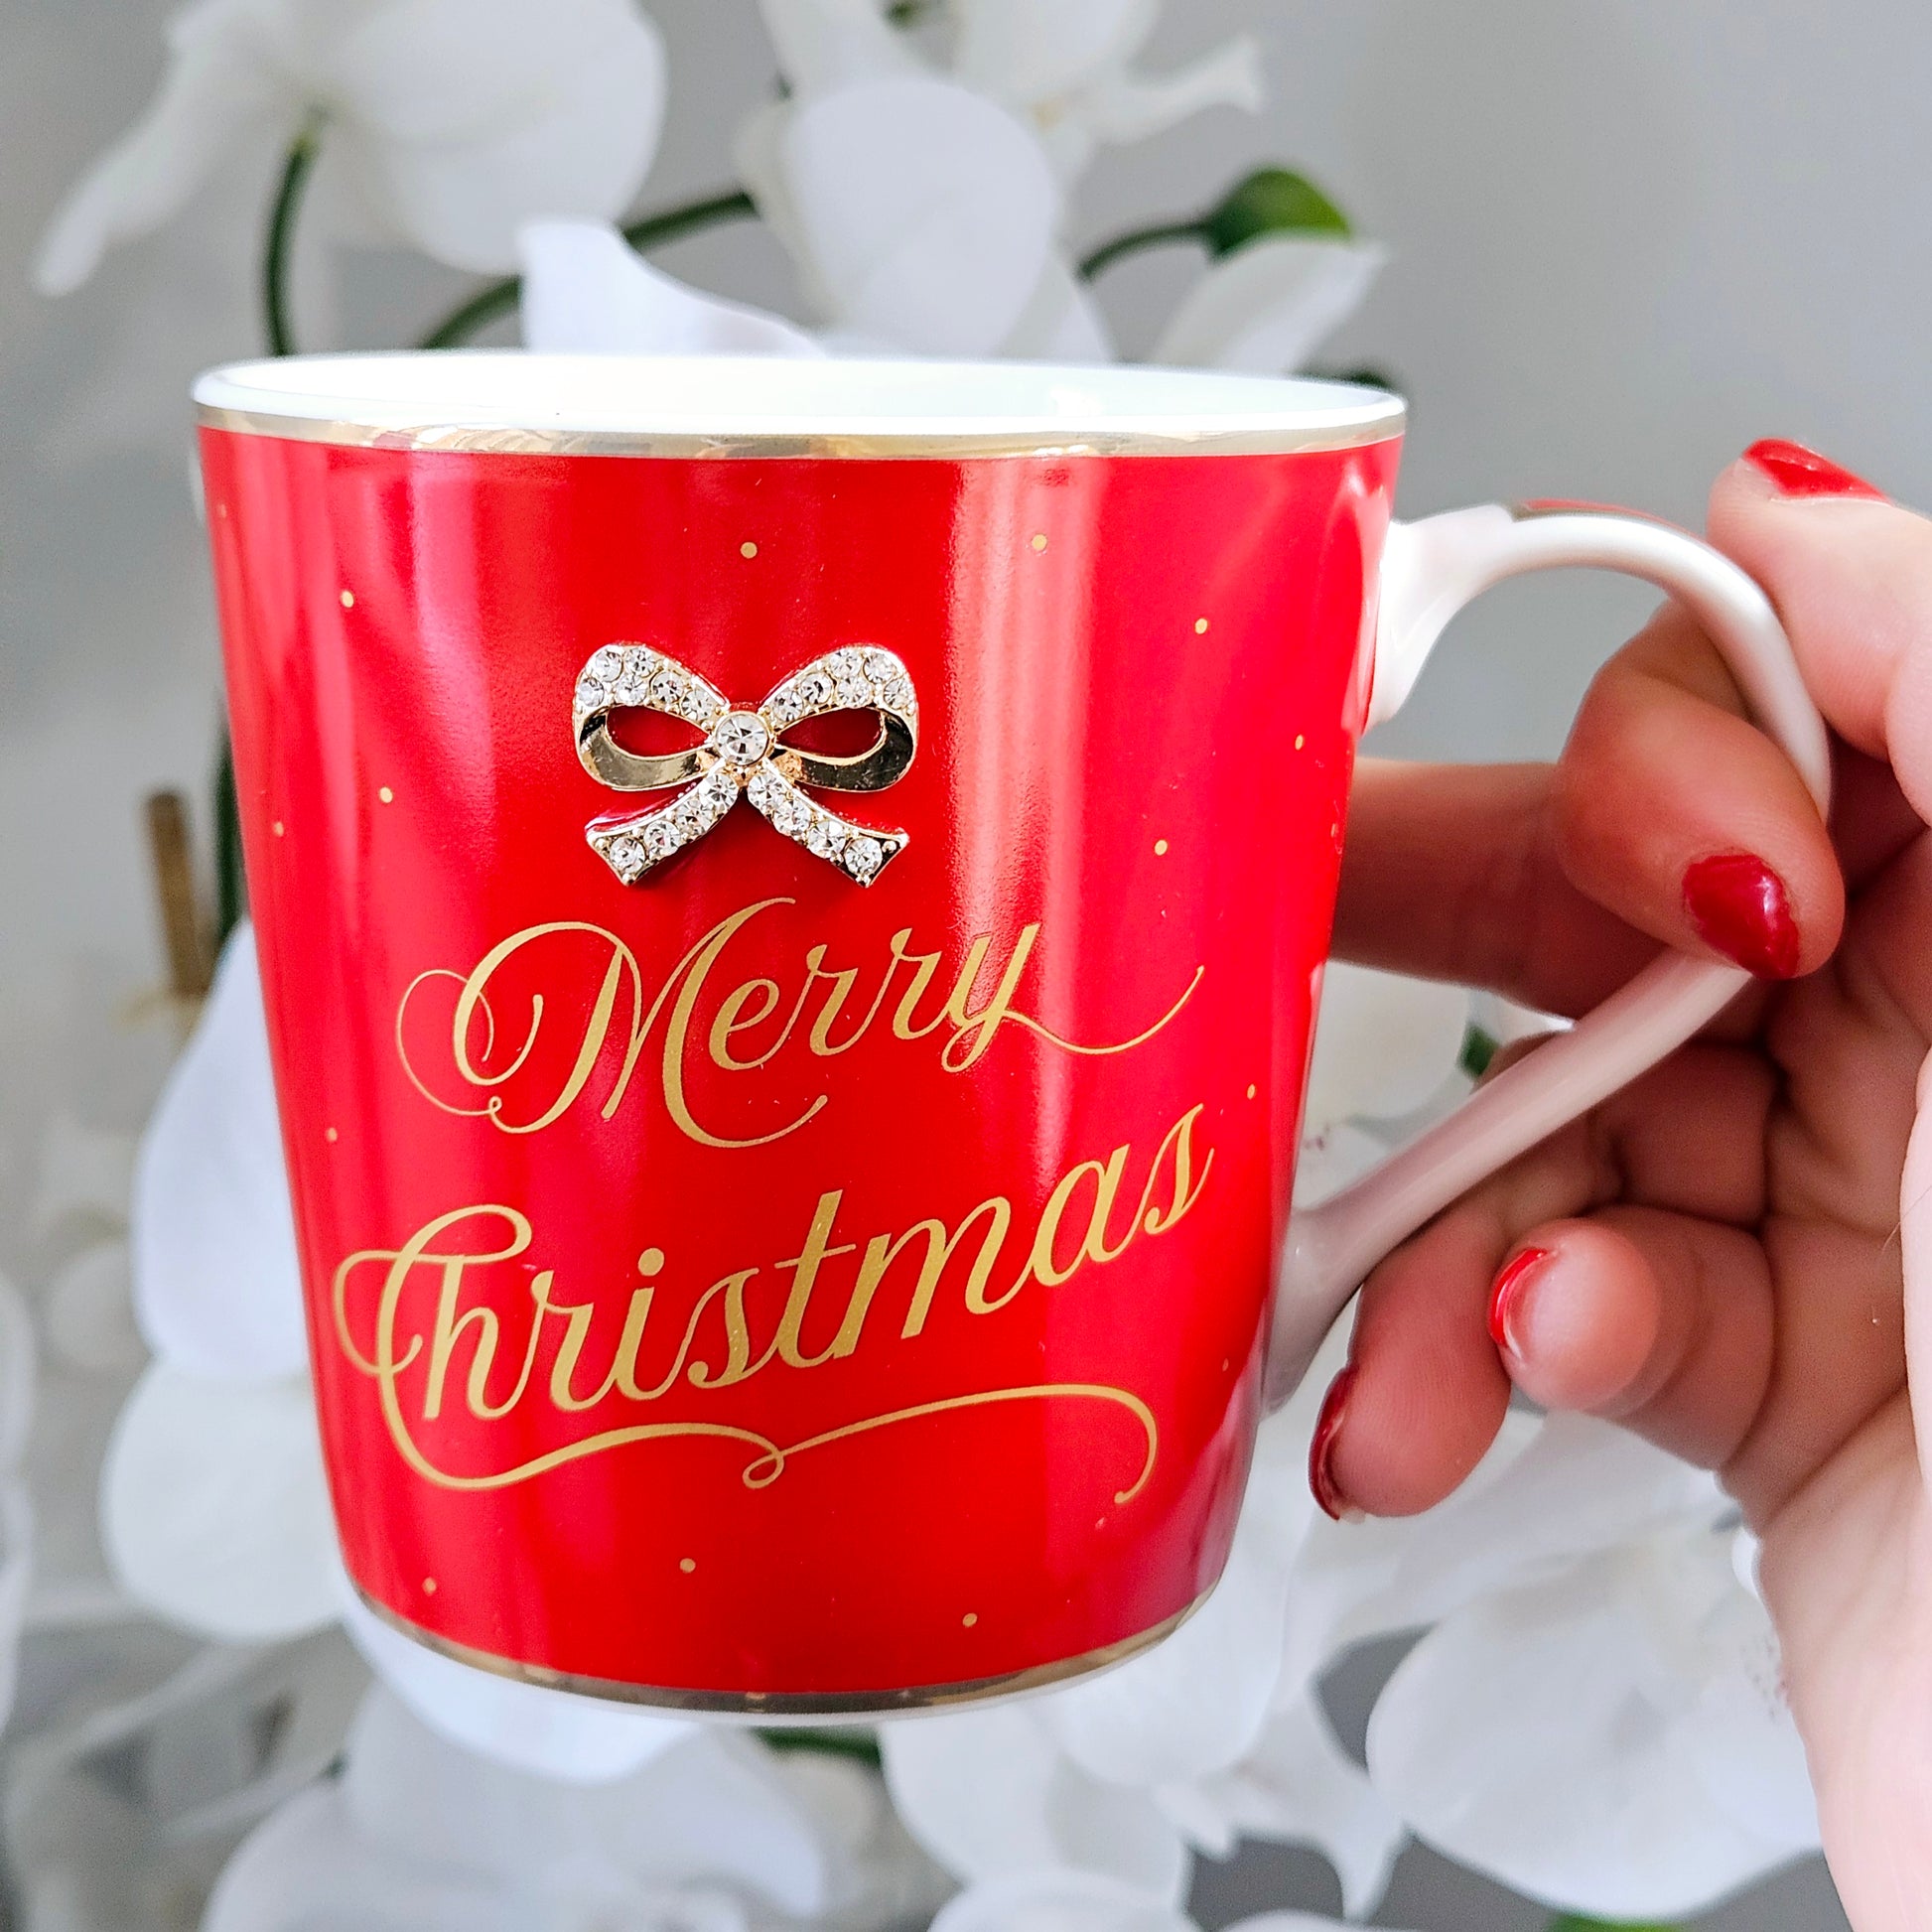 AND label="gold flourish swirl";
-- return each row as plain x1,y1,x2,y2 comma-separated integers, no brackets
362,1361,1158,1505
